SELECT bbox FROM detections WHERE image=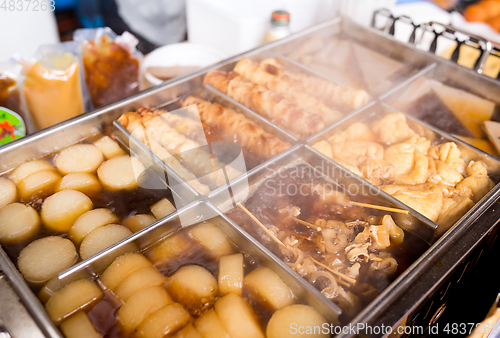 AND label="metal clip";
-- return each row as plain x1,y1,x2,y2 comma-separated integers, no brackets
417,21,492,74
371,8,421,45
371,9,496,77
